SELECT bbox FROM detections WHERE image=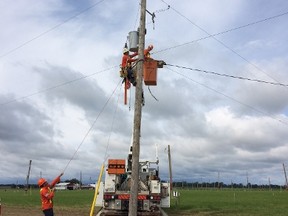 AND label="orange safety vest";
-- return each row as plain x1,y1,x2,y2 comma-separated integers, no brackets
121,52,138,68
39,176,60,210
